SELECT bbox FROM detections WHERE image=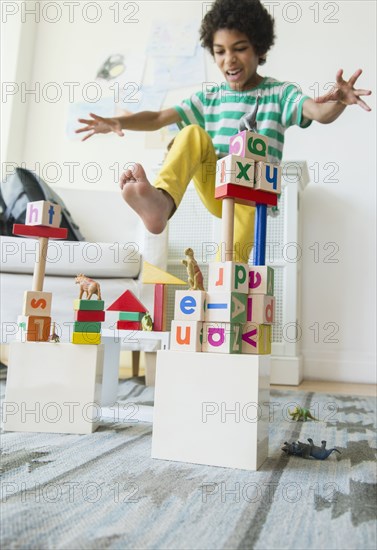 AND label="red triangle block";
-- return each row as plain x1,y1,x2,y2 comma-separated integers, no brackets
107,290,147,312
